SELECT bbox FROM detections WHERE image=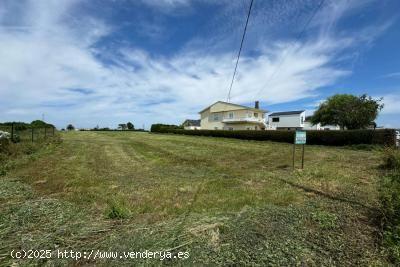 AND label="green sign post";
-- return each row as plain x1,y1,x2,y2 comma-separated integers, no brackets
293,131,306,169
